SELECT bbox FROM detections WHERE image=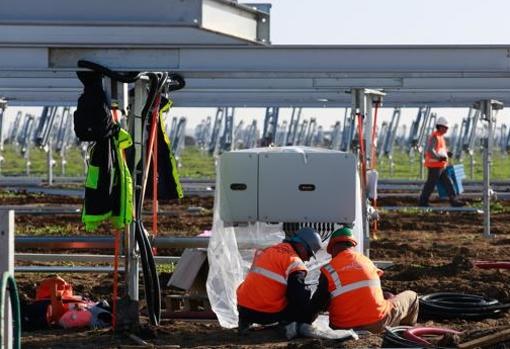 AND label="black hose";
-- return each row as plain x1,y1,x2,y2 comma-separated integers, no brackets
382,326,423,348
133,72,166,326
167,73,186,92
141,226,161,323
420,292,510,320
77,60,143,83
